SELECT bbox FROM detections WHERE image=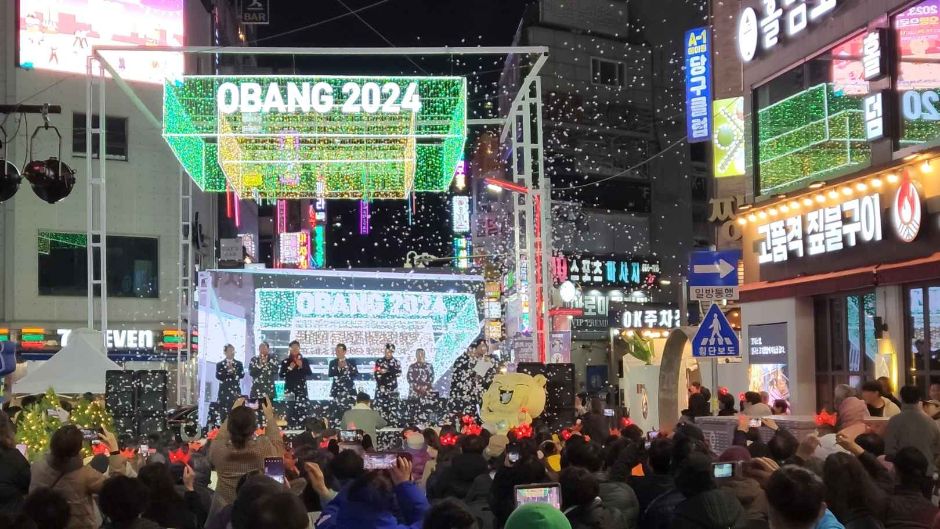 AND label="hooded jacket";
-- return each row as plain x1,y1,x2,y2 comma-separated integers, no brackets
506,503,572,529
671,489,747,529
719,477,769,525
592,471,639,529
316,481,430,529
884,486,939,529
564,498,618,529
